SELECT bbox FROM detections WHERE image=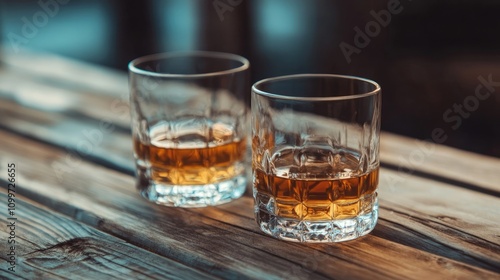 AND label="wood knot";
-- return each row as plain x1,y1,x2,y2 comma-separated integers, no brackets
24,237,102,268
